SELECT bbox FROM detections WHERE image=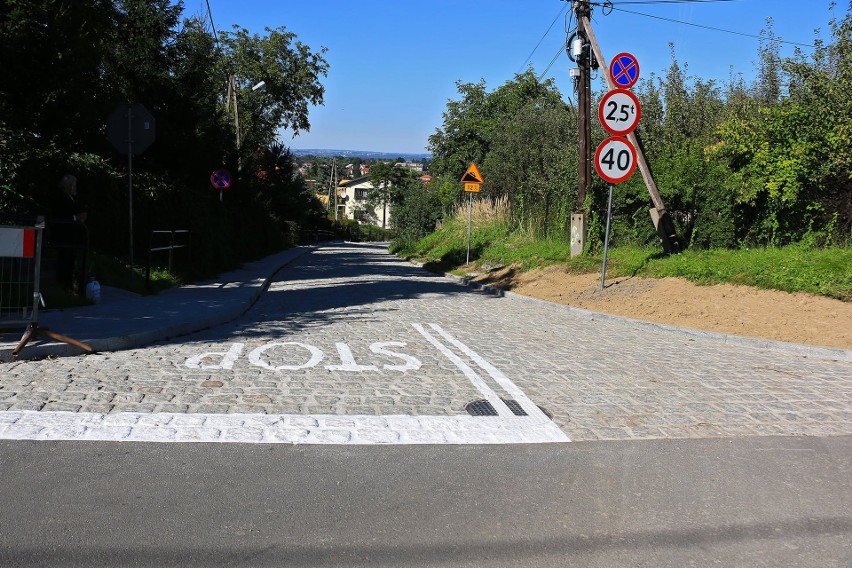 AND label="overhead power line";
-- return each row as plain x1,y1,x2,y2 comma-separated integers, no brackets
605,5,817,48
518,4,570,74
205,0,220,48
596,0,738,4
534,8,577,82
538,43,566,81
